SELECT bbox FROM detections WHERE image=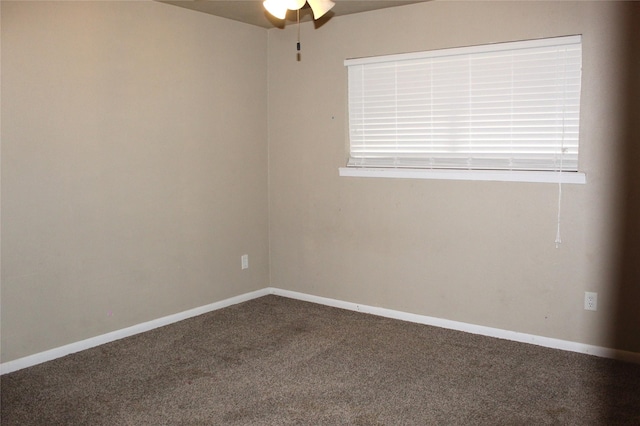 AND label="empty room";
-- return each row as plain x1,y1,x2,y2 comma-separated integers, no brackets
1,0,639,423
